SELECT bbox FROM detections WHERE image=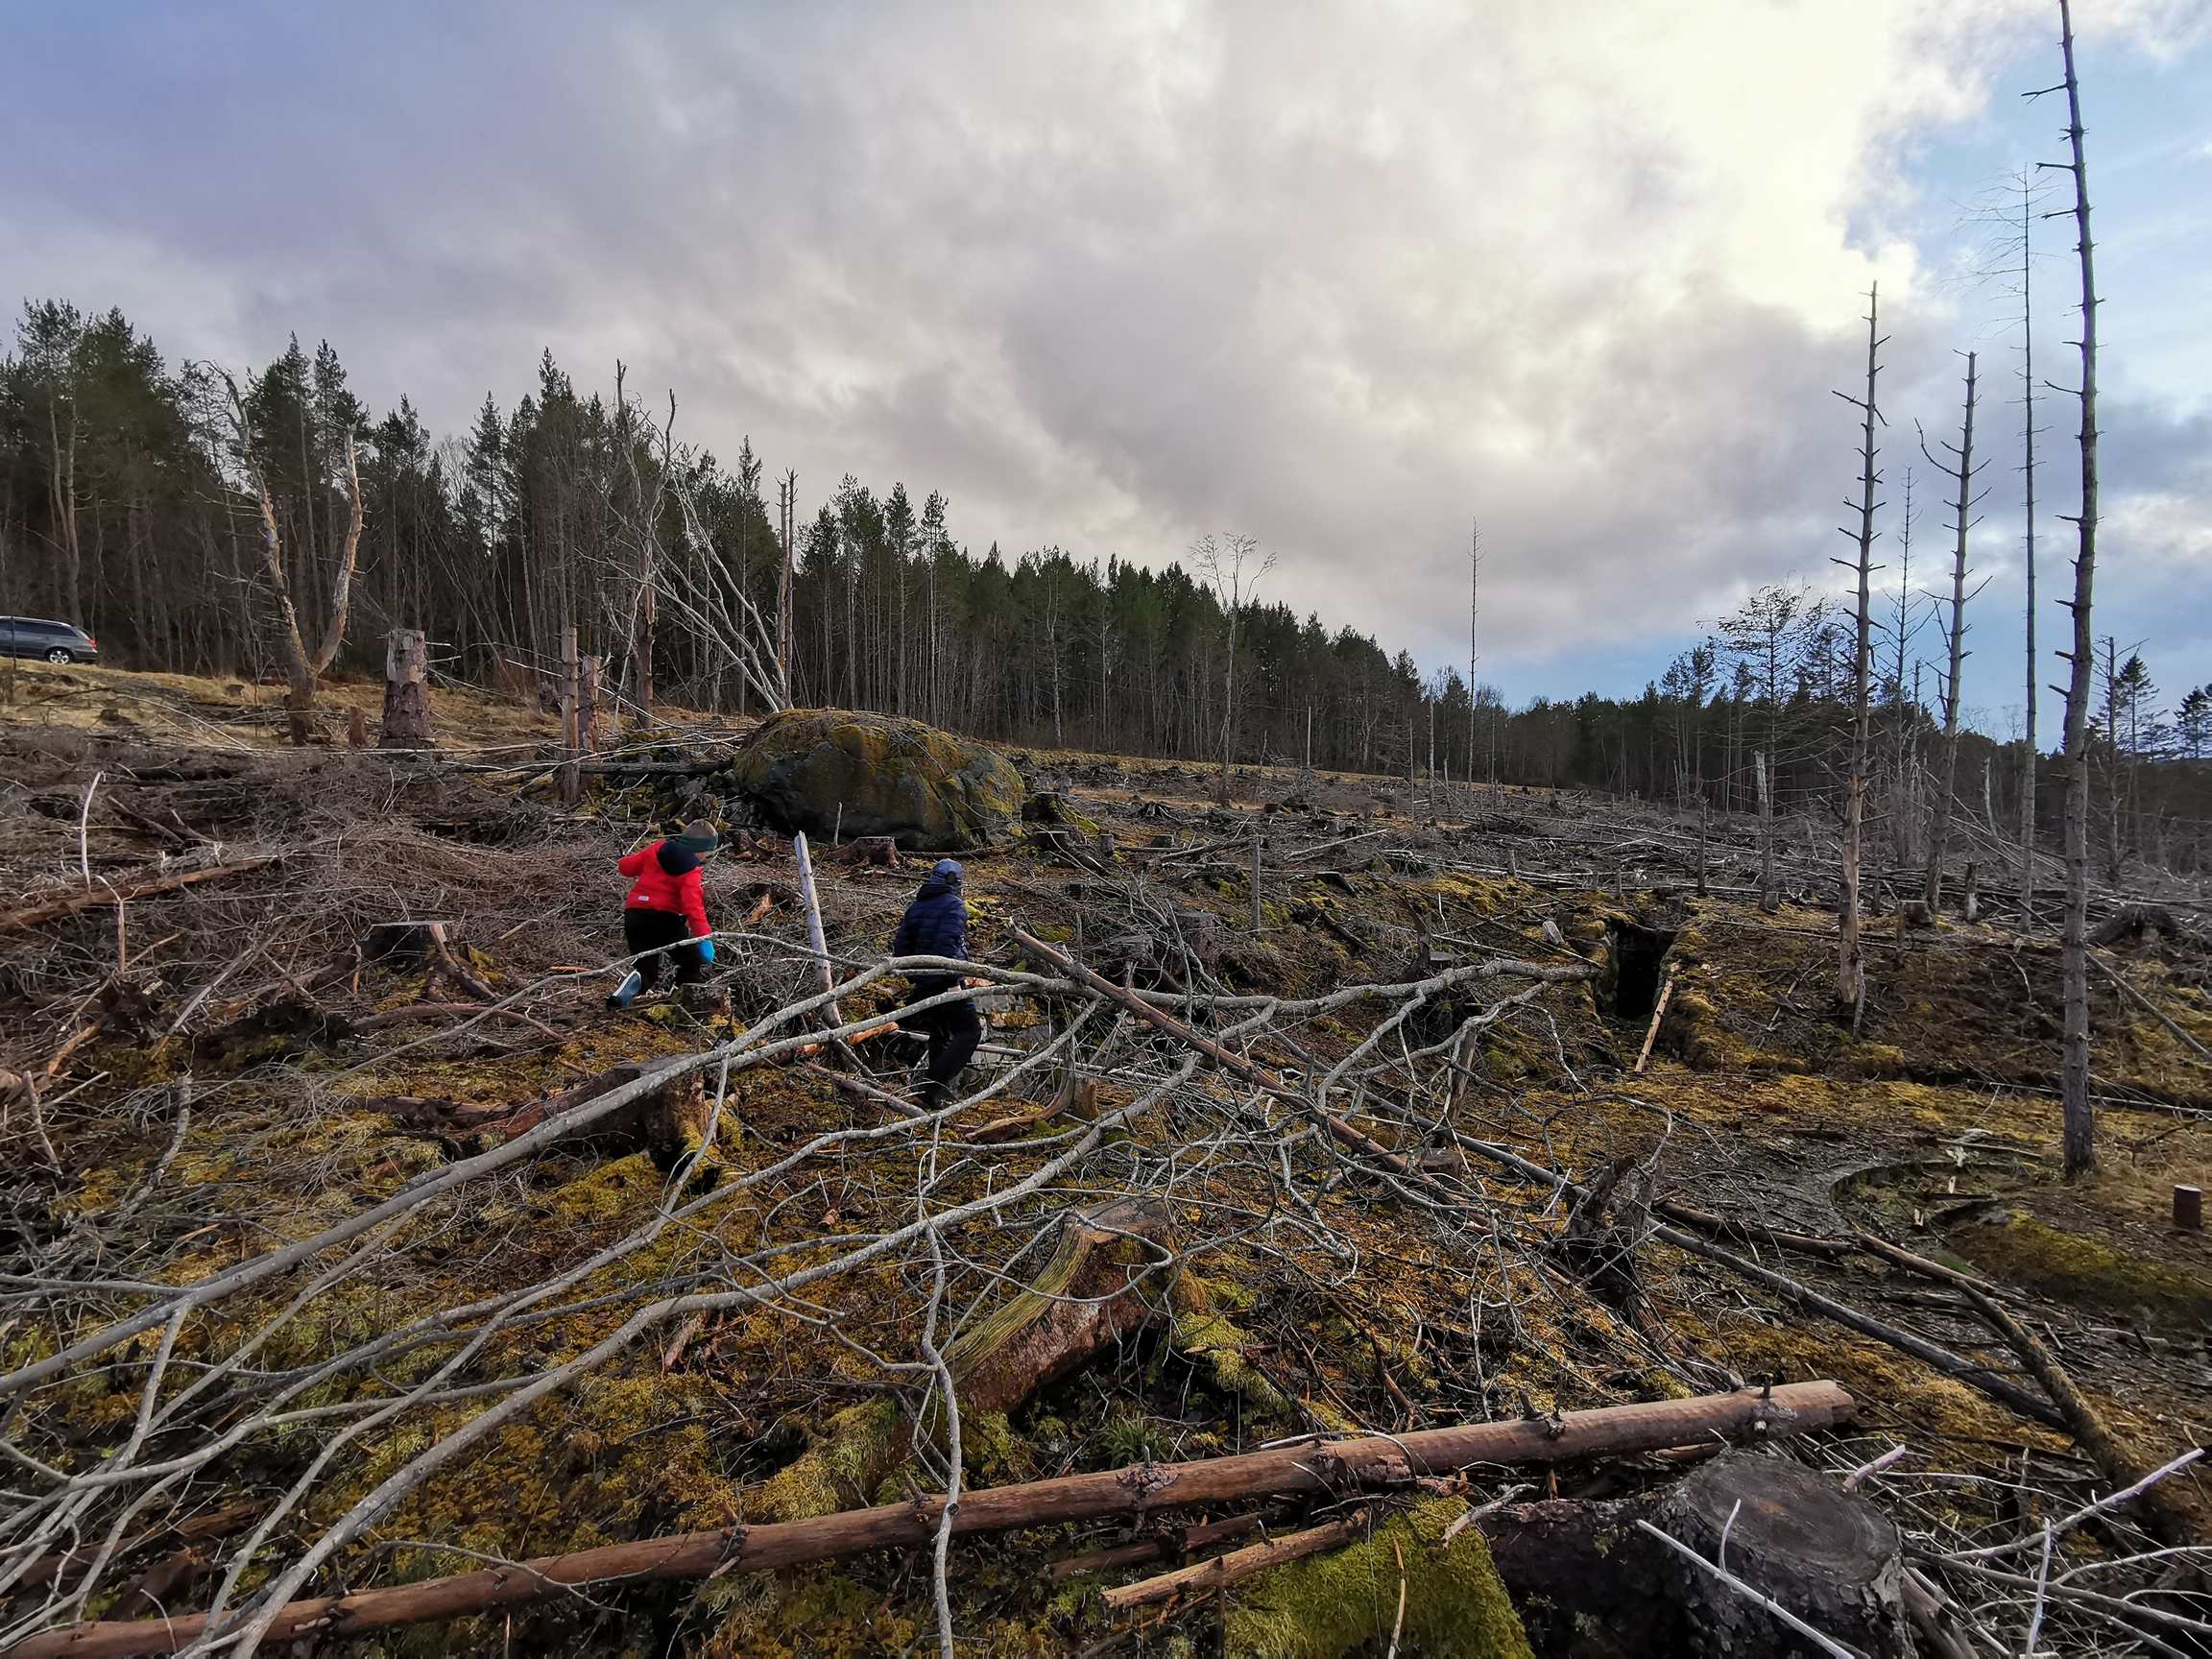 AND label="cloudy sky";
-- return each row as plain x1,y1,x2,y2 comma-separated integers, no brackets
5,1,2207,731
